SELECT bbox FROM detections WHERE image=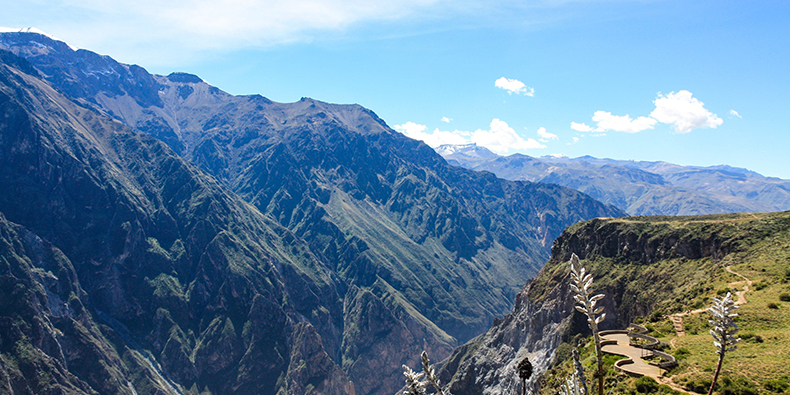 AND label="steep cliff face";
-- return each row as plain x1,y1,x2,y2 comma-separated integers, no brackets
0,57,352,395
440,212,790,395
